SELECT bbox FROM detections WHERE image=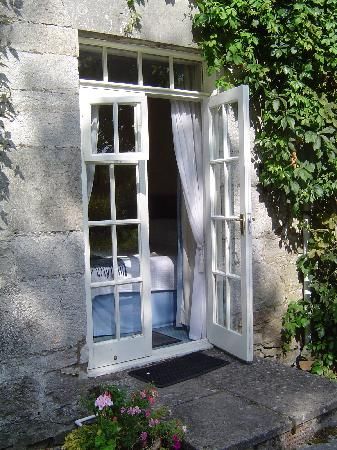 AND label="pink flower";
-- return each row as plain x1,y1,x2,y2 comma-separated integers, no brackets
144,409,151,418
172,435,181,449
148,396,155,405
95,392,113,410
120,407,126,414
127,406,142,415
140,431,148,442
140,390,147,399
149,418,160,427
